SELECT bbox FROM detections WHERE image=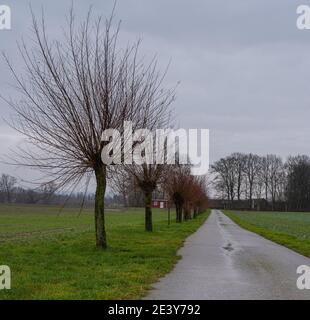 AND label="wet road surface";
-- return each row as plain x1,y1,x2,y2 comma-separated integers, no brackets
146,210,310,300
